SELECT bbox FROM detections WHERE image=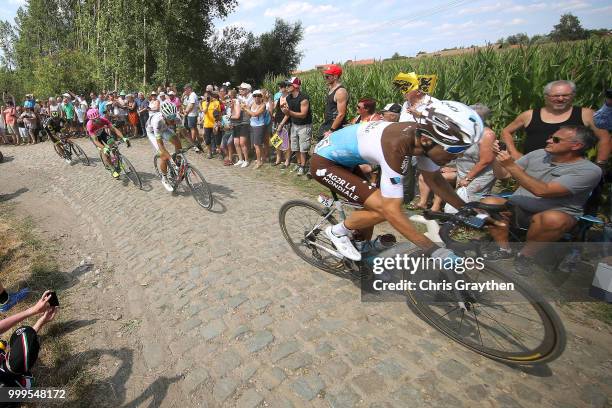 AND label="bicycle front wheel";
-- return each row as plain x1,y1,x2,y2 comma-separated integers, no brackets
185,166,213,209
119,155,142,189
279,200,355,277
406,262,566,364
69,141,90,166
